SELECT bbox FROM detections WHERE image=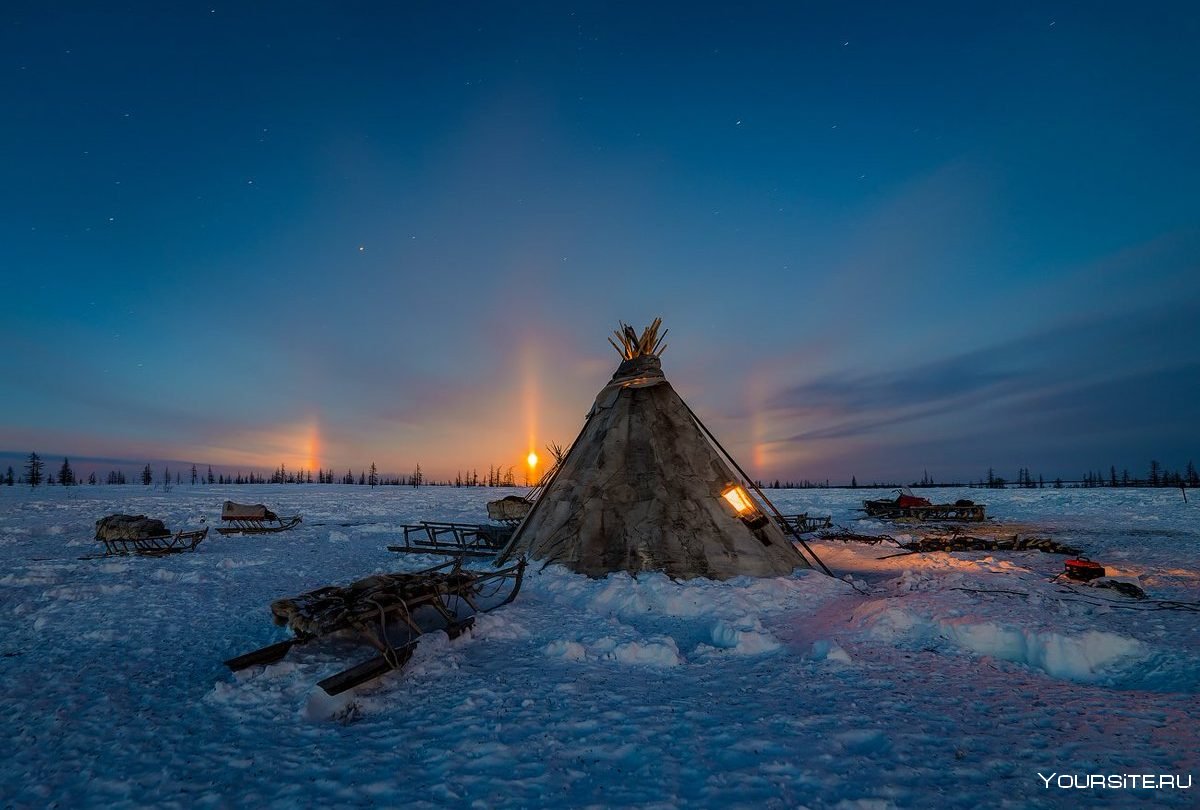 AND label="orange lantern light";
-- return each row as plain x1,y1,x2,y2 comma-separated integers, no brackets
722,484,755,514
